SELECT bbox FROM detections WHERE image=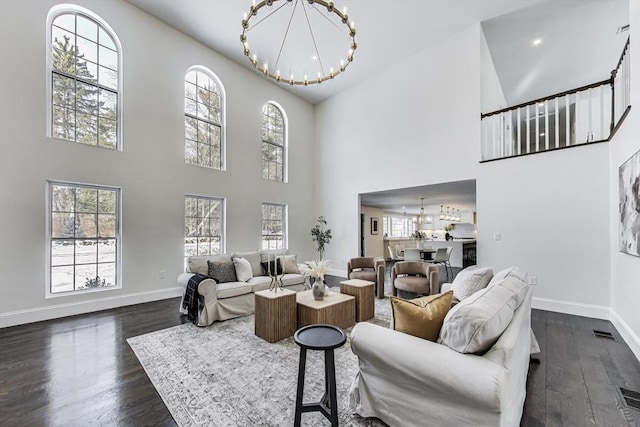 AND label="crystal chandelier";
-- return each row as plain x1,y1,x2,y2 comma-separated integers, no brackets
241,0,357,86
